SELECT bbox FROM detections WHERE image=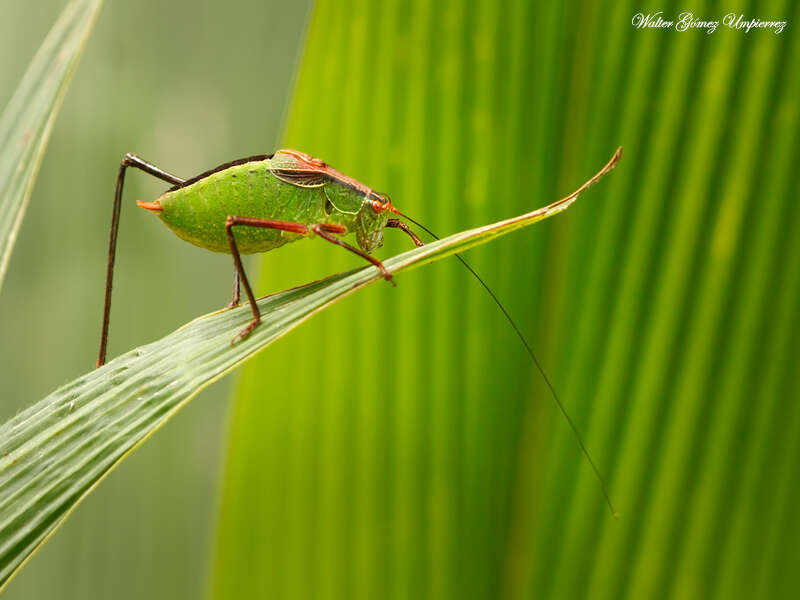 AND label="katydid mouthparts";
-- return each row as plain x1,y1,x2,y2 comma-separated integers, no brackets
97,147,622,516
